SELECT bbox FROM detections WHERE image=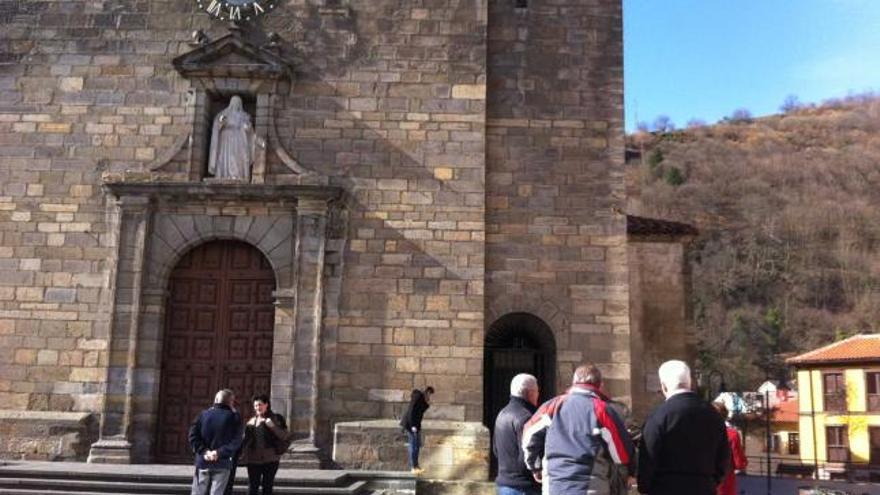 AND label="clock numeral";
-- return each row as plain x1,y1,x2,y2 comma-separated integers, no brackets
229,5,242,20
206,0,222,16
252,2,264,14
